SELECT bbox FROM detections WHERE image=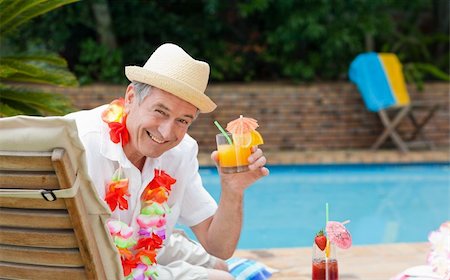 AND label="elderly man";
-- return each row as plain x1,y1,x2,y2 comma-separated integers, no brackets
66,43,268,279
